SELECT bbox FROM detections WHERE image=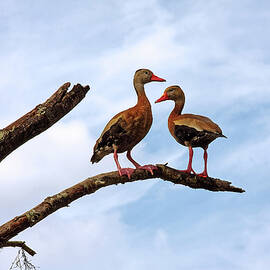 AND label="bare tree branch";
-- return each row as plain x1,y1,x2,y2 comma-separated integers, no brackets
0,241,36,256
0,82,90,163
0,165,244,252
